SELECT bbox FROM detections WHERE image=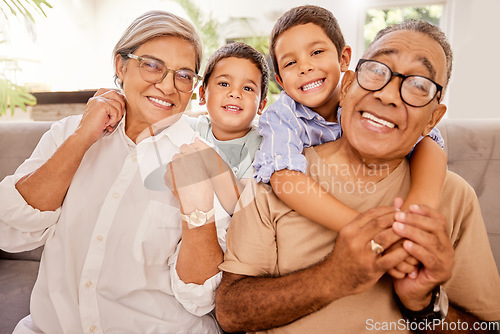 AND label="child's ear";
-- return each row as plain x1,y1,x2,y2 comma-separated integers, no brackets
198,86,207,105
422,103,447,136
340,45,352,72
339,70,355,107
257,98,267,115
275,74,284,90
